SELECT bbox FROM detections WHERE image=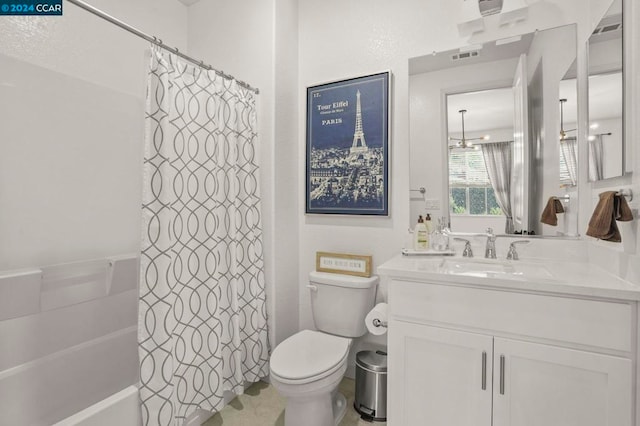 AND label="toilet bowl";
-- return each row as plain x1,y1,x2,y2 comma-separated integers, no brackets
270,330,351,426
269,272,378,426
